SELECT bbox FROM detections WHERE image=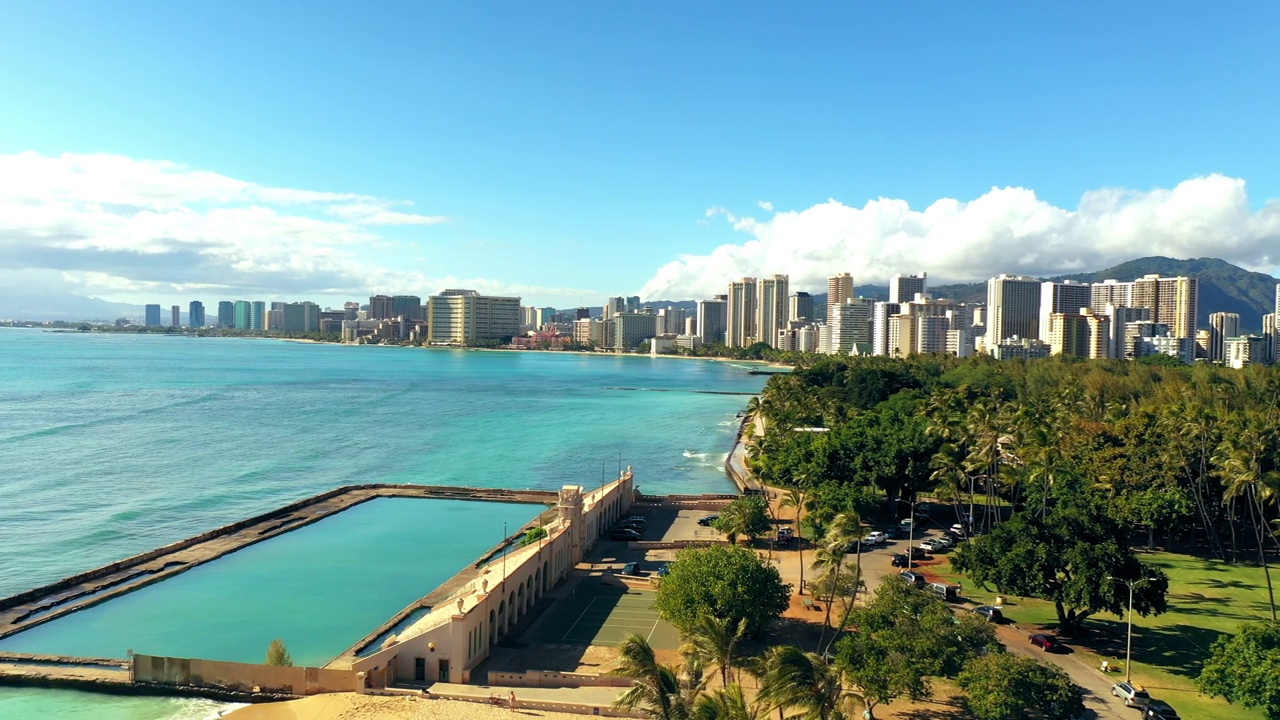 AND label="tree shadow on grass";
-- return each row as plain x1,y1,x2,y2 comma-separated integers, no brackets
1071,618,1225,680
